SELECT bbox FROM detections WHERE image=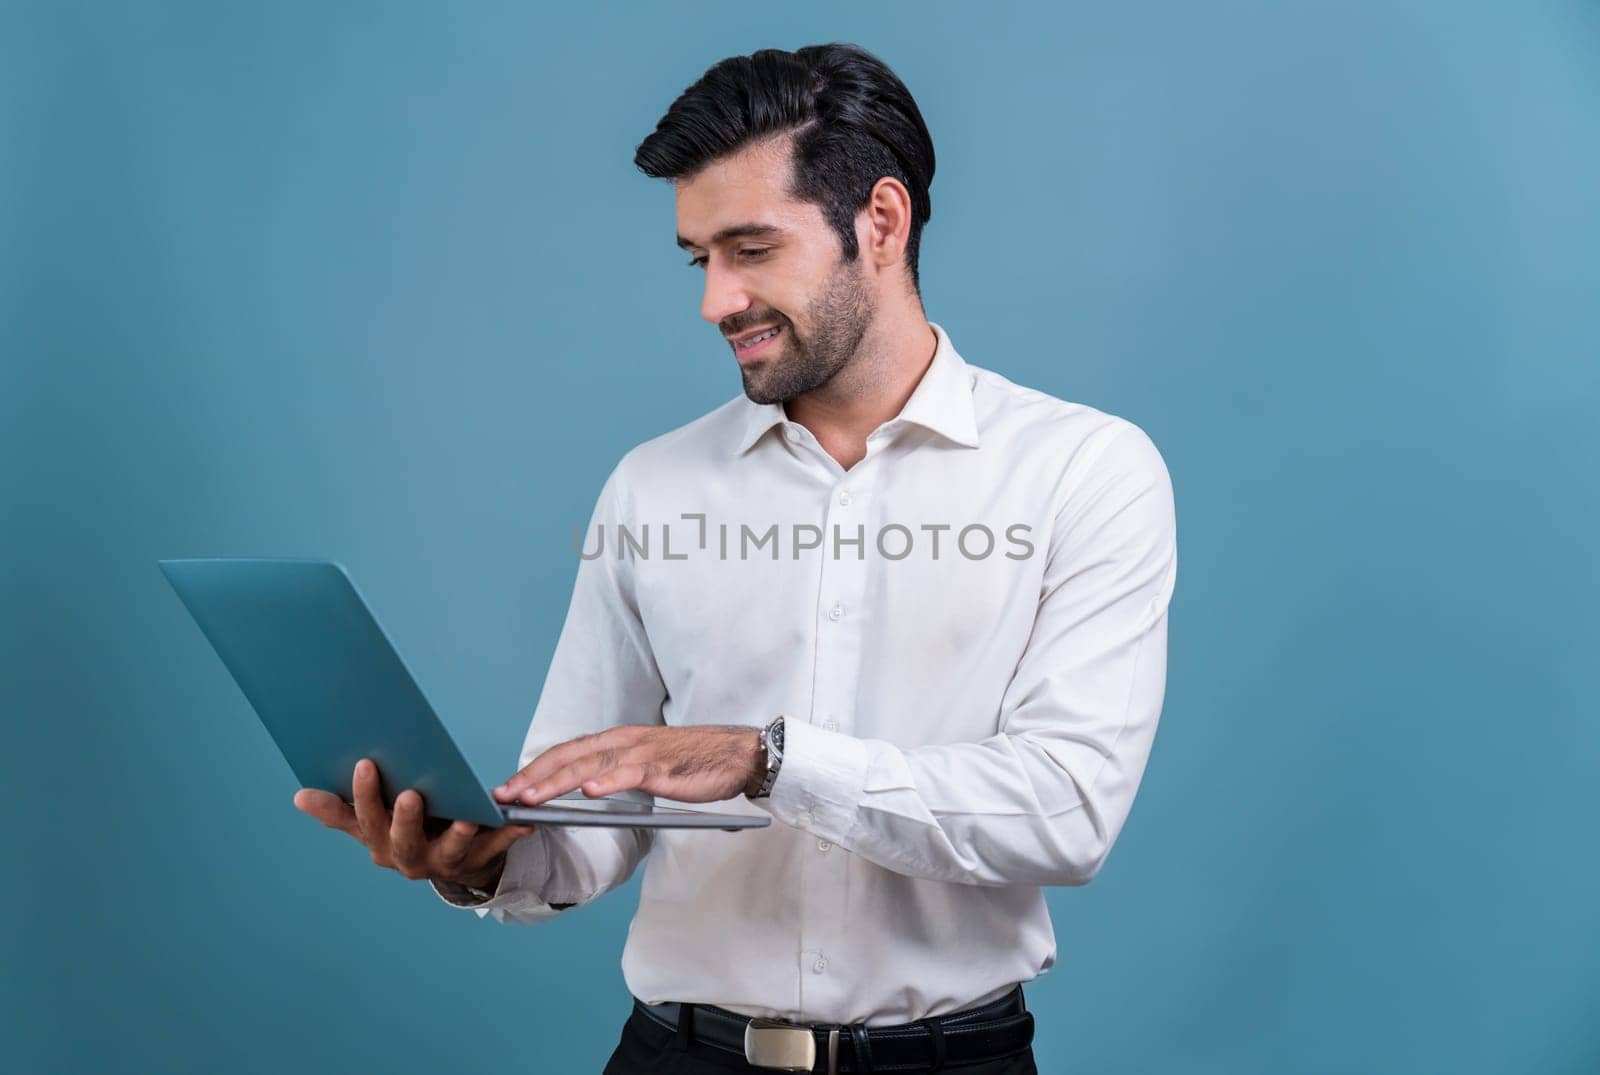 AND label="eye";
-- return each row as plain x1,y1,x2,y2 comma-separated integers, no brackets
686,248,771,269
